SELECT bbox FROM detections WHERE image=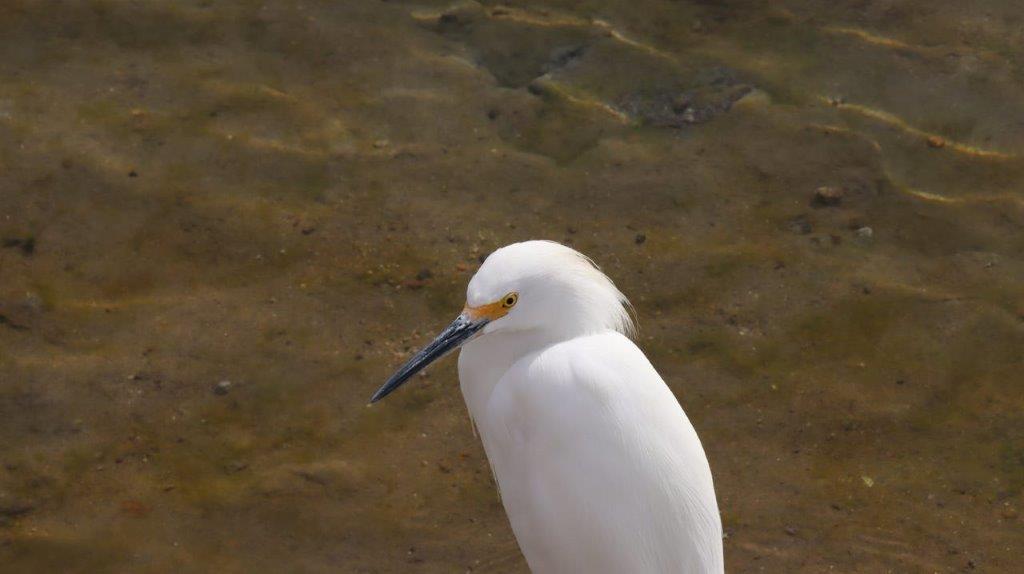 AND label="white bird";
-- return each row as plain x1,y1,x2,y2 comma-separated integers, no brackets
372,240,723,573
